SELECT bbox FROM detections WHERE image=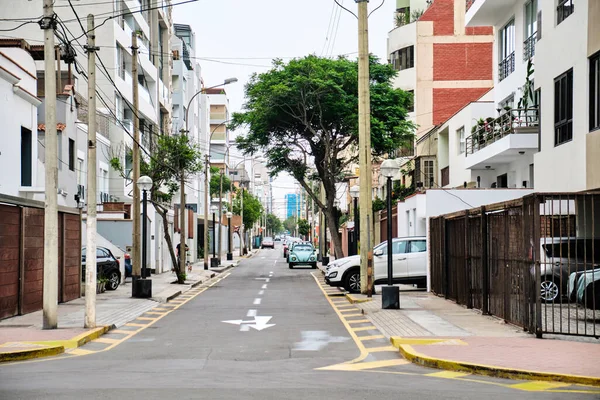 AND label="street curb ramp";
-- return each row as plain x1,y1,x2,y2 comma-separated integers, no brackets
391,337,600,387
0,325,112,364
